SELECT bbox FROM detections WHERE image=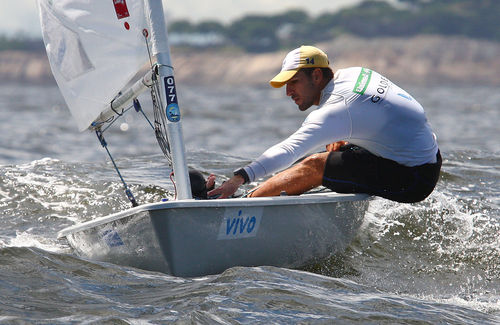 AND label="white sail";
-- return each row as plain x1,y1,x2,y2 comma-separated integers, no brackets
38,0,150,131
